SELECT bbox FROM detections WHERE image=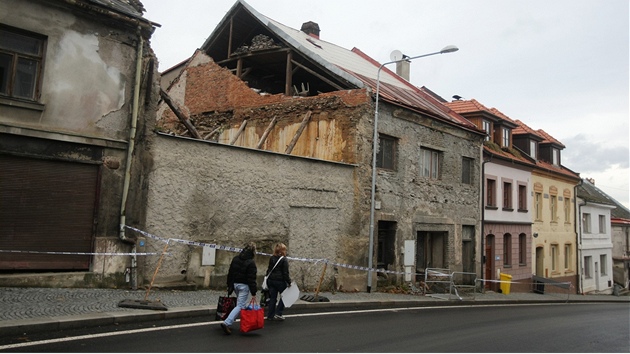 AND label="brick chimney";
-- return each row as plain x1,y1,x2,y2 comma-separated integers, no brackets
301,21,320,39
